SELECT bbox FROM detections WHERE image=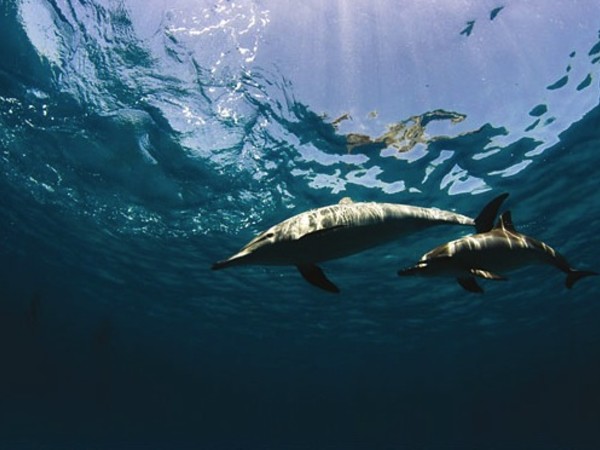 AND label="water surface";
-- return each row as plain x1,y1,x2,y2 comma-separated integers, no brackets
1,1,599,448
